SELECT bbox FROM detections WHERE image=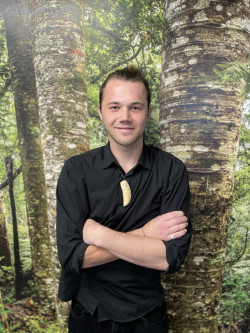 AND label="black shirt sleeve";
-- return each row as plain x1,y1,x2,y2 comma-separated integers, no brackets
56,157,90,274
160,158,193,274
